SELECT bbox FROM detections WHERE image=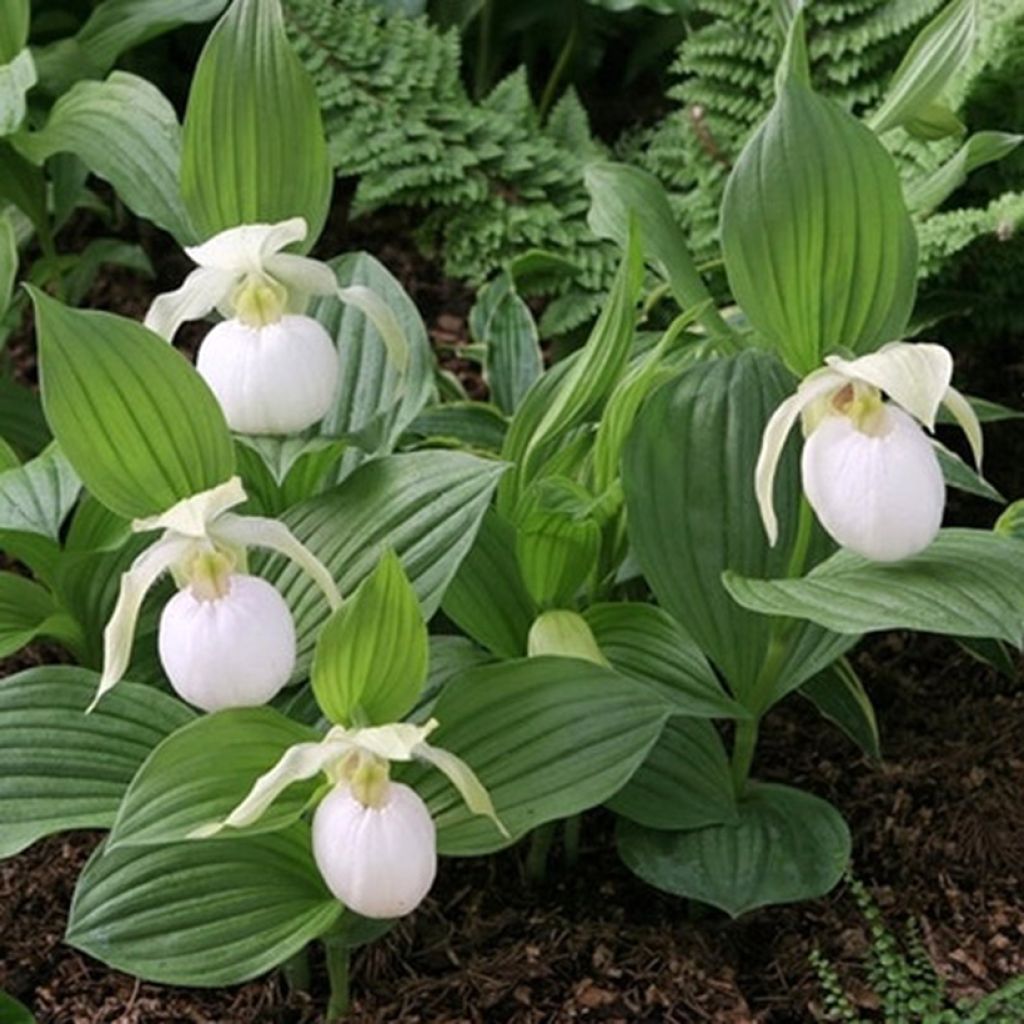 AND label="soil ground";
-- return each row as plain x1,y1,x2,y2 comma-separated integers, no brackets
1,207,1023,1023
